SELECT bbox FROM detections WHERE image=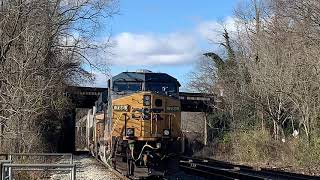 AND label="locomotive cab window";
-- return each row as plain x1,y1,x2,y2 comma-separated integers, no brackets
113,82,142,92
145,83,177,93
